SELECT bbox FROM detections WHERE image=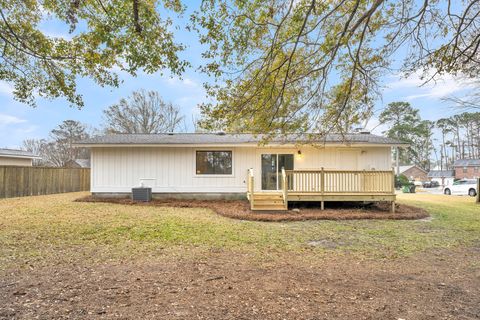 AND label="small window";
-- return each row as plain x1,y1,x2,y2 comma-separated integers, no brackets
196,151,232,175
463,166,468,173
